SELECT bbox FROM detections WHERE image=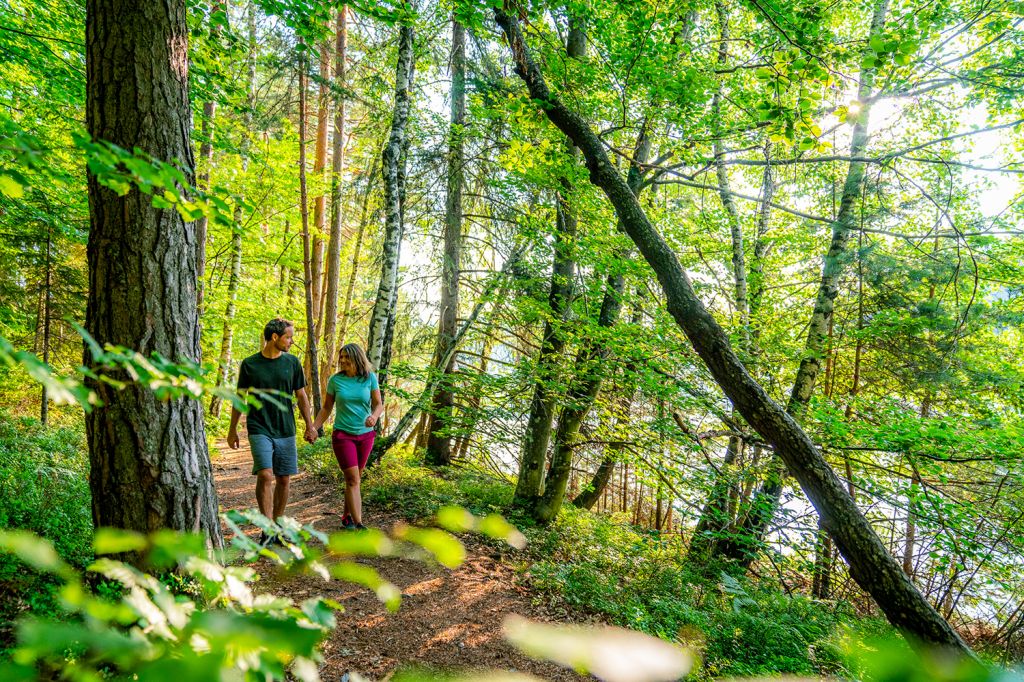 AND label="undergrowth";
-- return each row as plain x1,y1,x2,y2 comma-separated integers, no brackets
0,409,93,646
298,440,886,678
